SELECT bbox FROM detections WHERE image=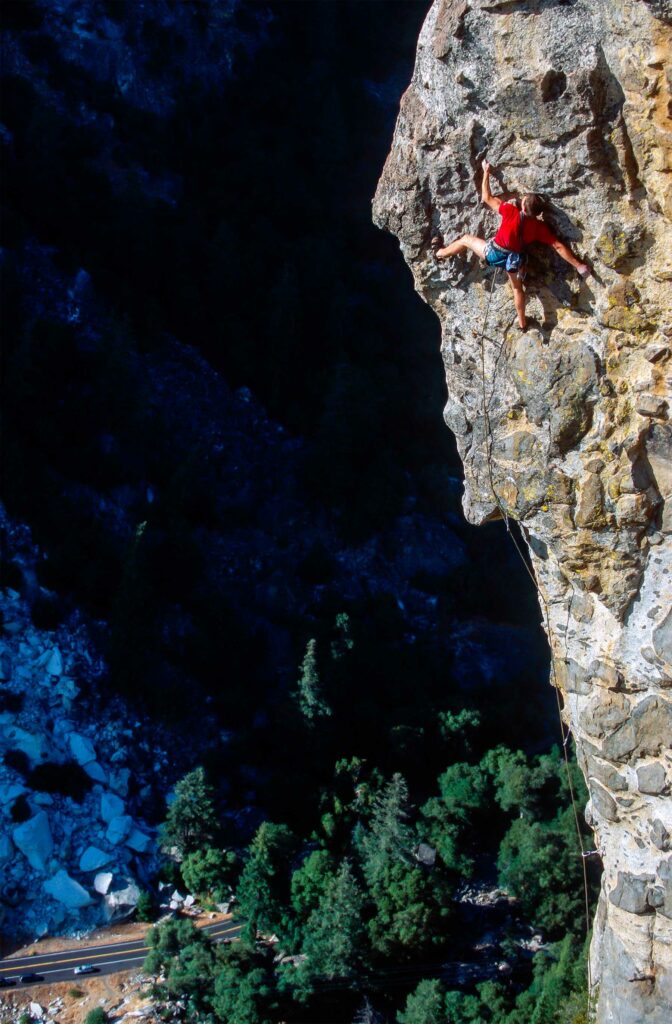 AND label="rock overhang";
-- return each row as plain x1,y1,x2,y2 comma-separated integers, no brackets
374,2,672,1020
